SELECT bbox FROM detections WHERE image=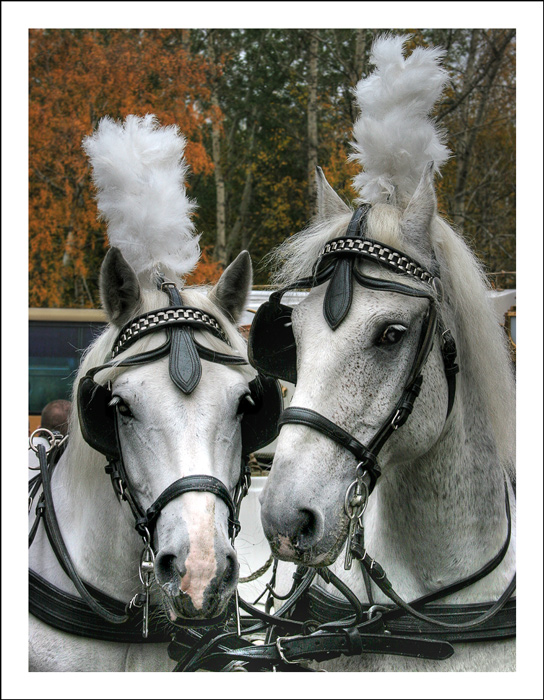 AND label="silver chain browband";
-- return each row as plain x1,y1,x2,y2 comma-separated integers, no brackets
318,238,435,286
111,307,229,358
